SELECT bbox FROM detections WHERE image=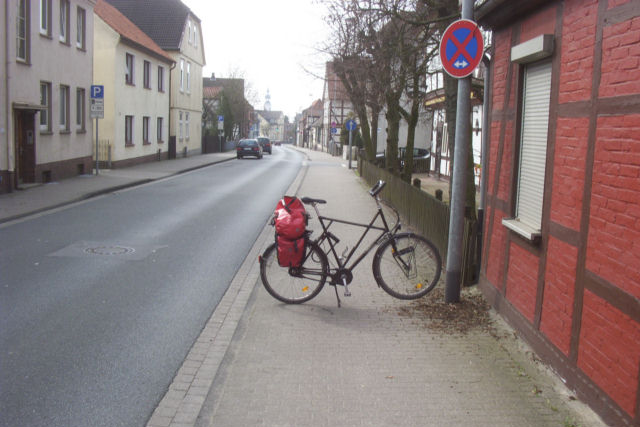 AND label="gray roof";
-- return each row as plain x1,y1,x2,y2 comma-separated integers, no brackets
105,0,198,50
